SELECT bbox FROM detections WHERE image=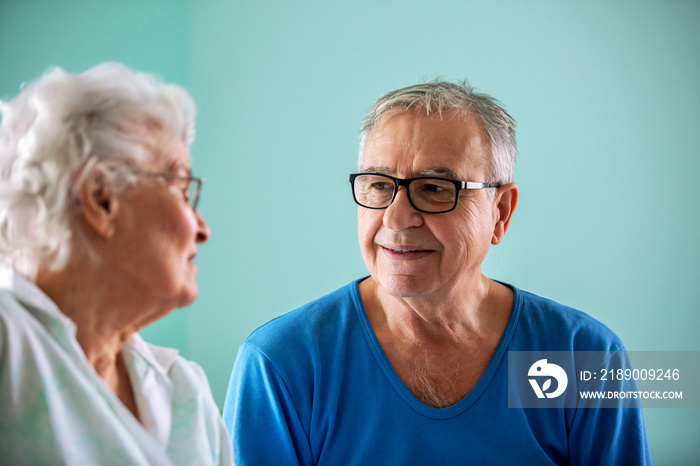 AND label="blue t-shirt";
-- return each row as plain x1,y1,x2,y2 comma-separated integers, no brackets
223,280,650,465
